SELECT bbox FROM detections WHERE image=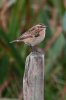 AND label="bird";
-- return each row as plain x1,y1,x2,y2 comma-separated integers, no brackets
10,24,47,51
